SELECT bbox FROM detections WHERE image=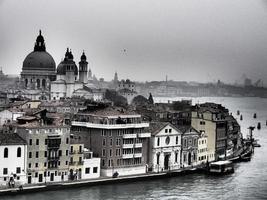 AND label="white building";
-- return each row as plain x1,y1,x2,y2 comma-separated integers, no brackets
51,49,103,101
0,133,27,187
197,132,208,165
82,149,100,179
148,122,182,172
